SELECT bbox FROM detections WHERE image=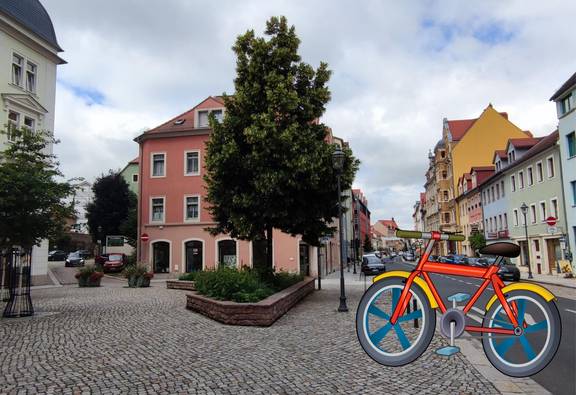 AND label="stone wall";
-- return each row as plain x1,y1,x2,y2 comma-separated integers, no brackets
166,280,196,291
186,277,315,326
